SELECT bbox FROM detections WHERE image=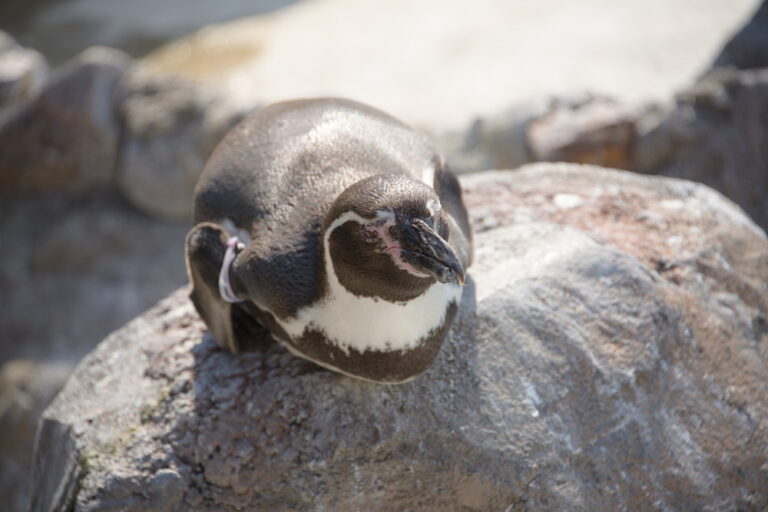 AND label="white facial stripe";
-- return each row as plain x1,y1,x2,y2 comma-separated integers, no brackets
273,210,462,354
421,165,434,186
426,199,441,217
374,209,395,223
327,210,371,232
